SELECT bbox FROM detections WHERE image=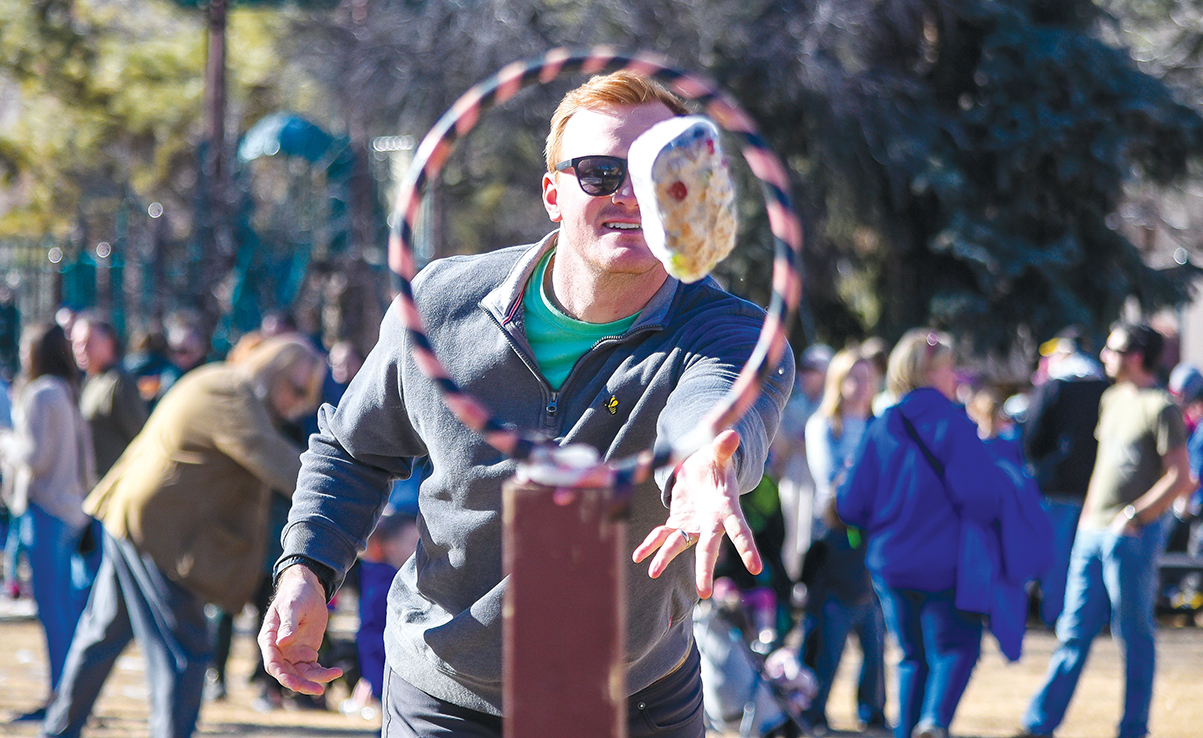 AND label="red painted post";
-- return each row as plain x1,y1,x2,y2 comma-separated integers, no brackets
502,479,626,738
